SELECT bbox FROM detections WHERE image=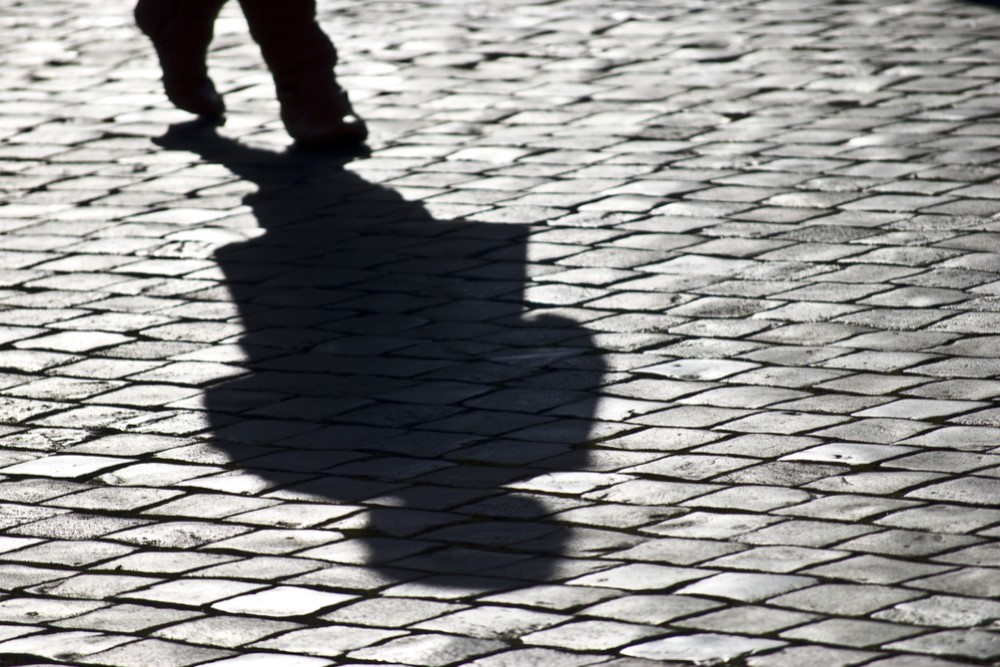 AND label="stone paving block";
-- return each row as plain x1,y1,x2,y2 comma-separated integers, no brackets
211,586,355,617
120,579,265,608
480,585,621,612
567,563,712,591
346,633,505,666
104,521,250,549
803,553,952,585
745,645,878,667
95,551,236,575
322,598,466,627
153,615,303,648
251,626,406,657
0,597,107,624
0,630,134,662
53,603,201,633
622,633,786,663
0,563,74,590
610,536,744,566
676,572,816,602
199,655,333,667
412,605,568,640
0,455,130,479
885,629,1000,661
85,638,234,666
1,540,136,568
522,619,665,651
27,573,159,600
675,604,816,635
738,519,879,548
769,583,922,616
780,617,924,648
907,567,1000,598
580,594,722,626
467,647,606,667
